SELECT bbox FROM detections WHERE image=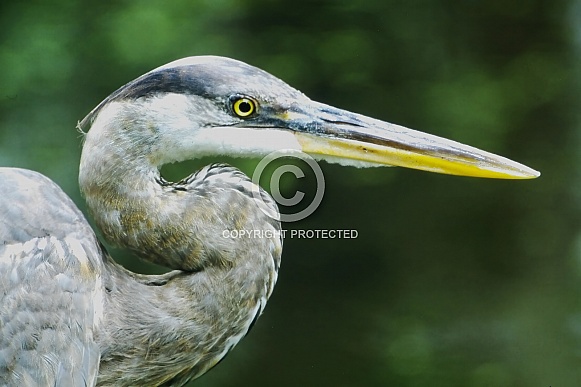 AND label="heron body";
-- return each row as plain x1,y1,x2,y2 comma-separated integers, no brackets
0,56,539,386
